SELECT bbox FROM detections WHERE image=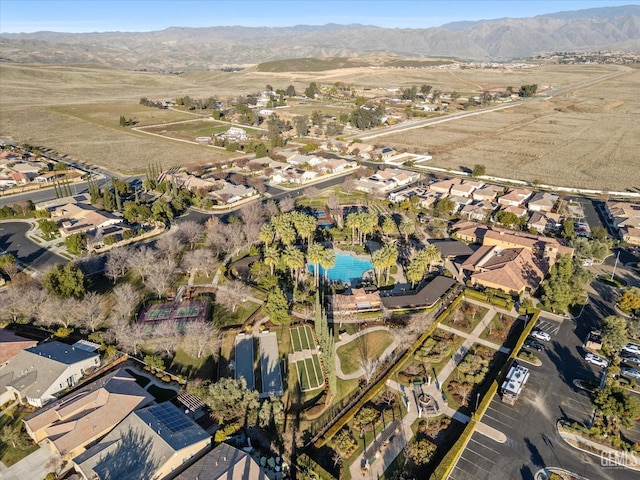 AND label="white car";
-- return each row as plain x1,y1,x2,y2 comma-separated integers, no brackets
530,330,551,342
622,344,640,355
585,353,609,368
621,367,640,379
